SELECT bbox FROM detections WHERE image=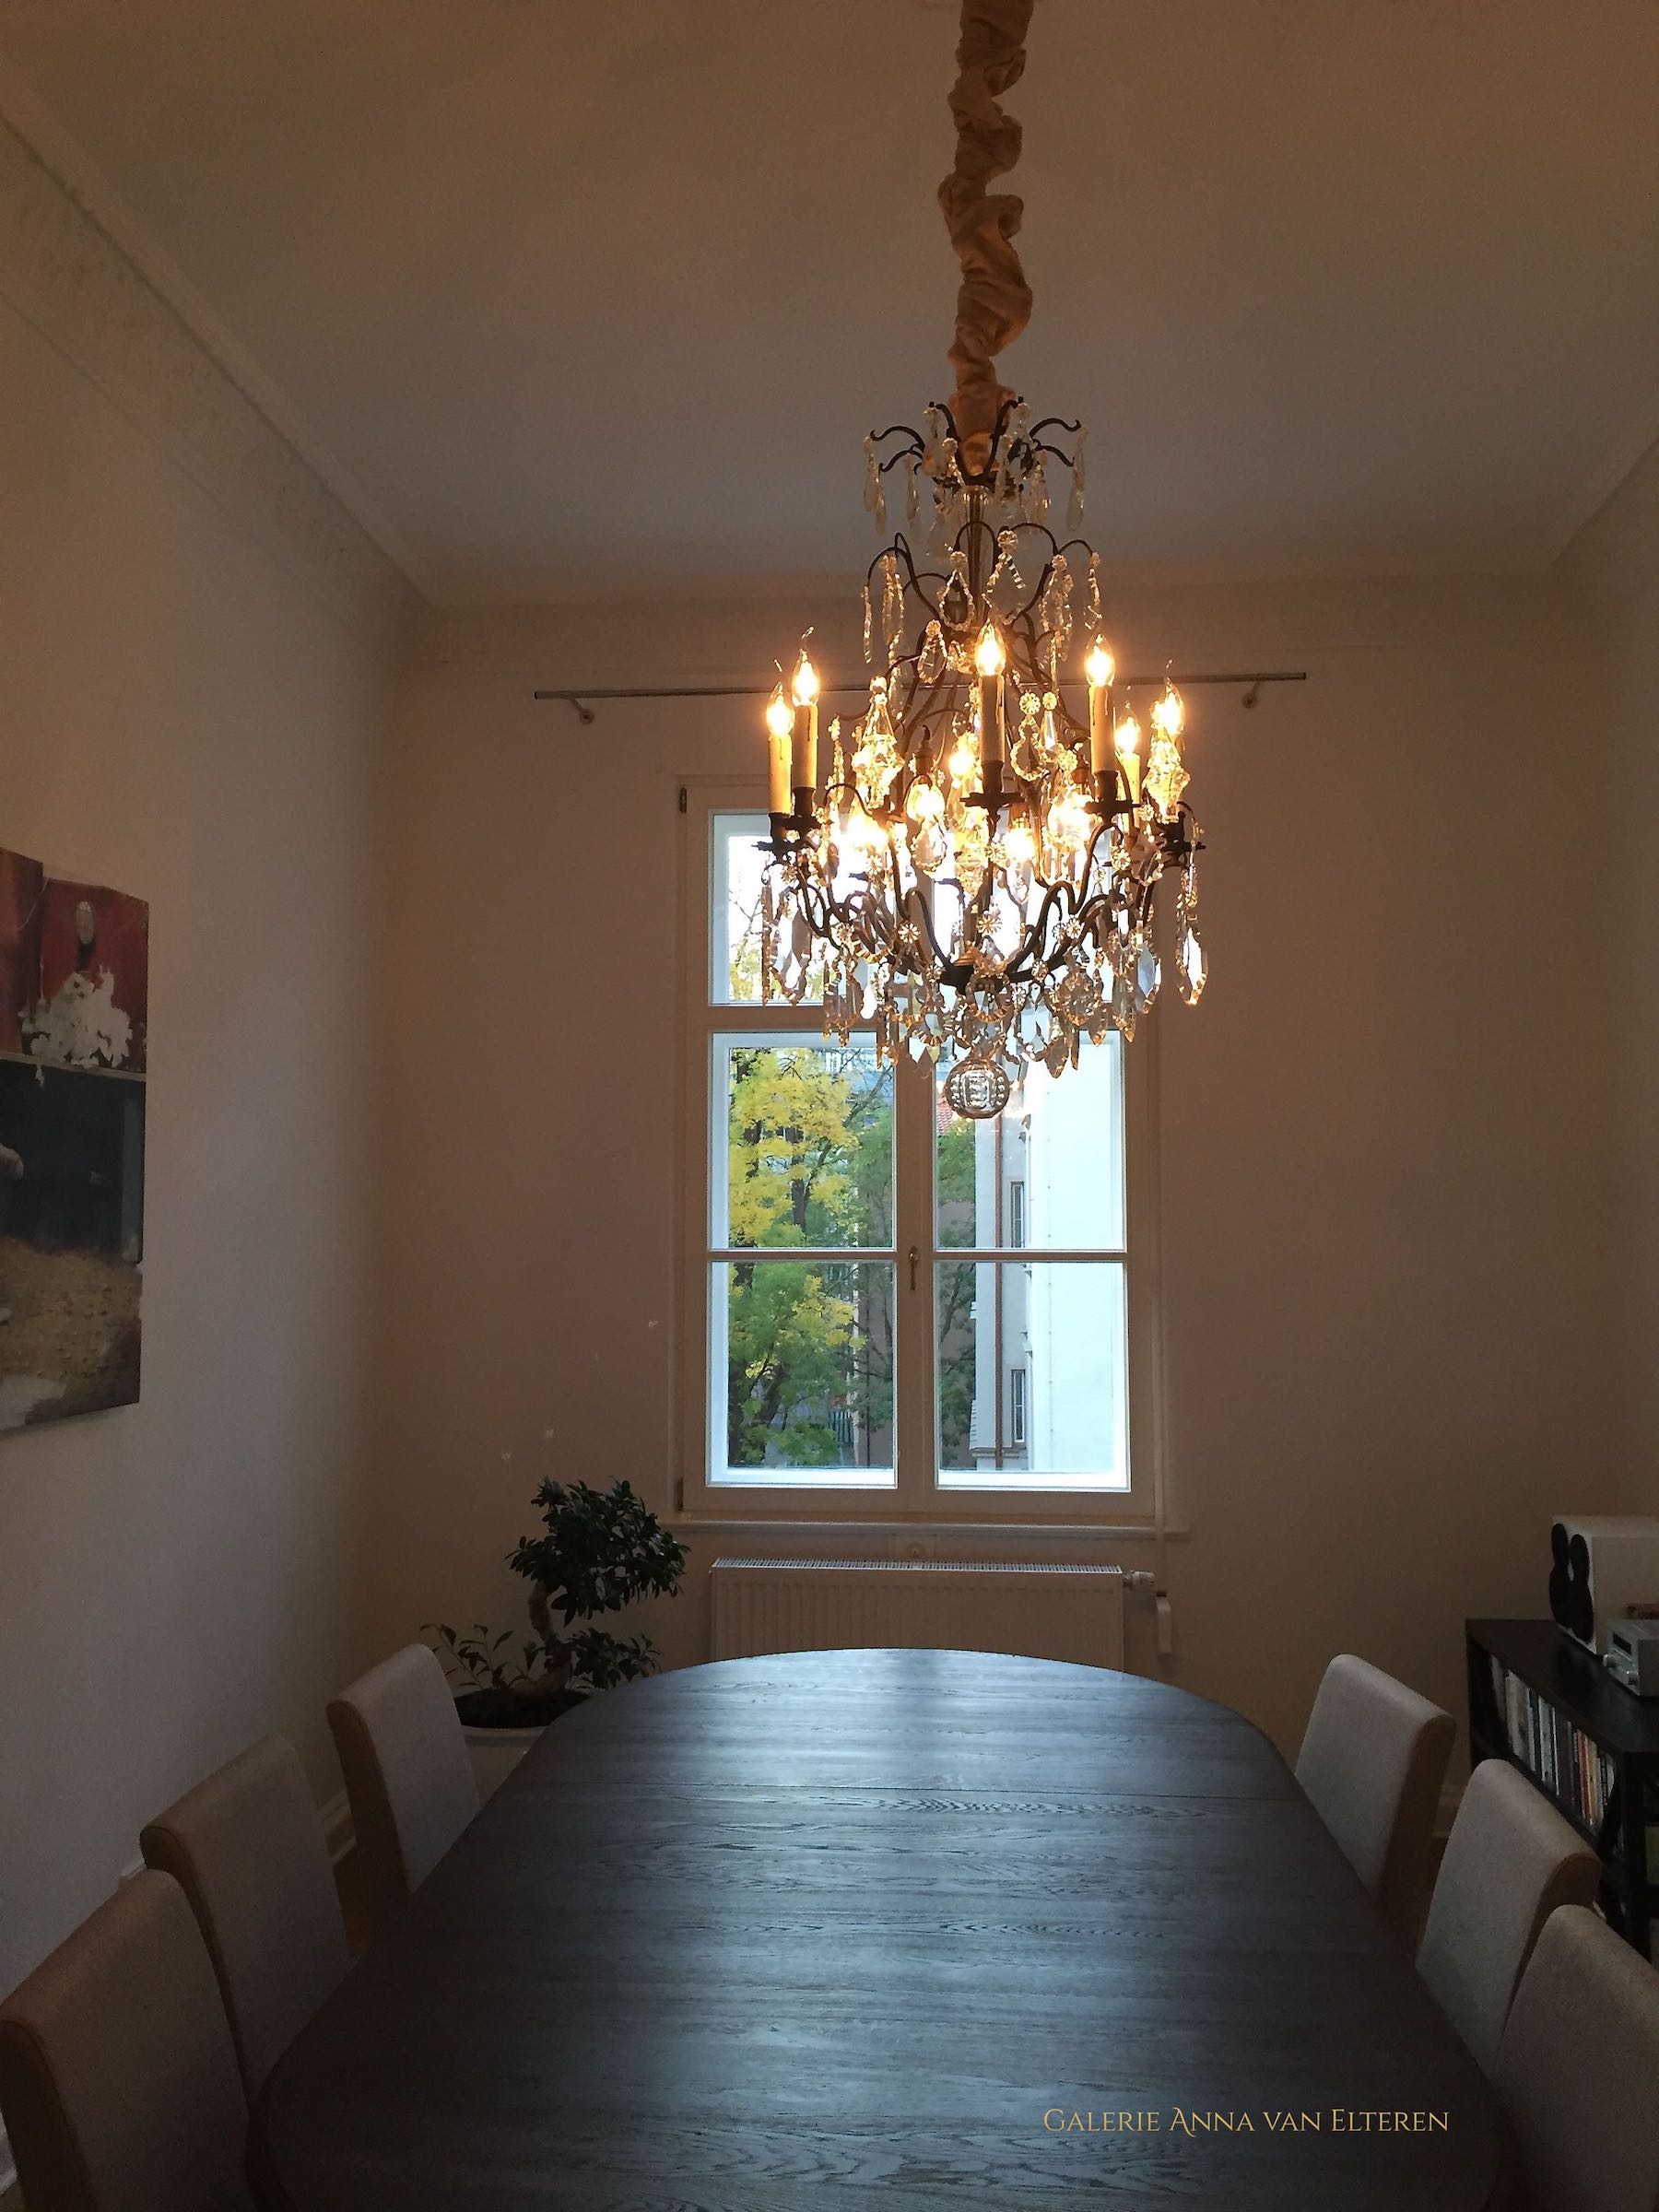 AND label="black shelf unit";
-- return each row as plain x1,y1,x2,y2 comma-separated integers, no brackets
1466,1618,1659,1958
